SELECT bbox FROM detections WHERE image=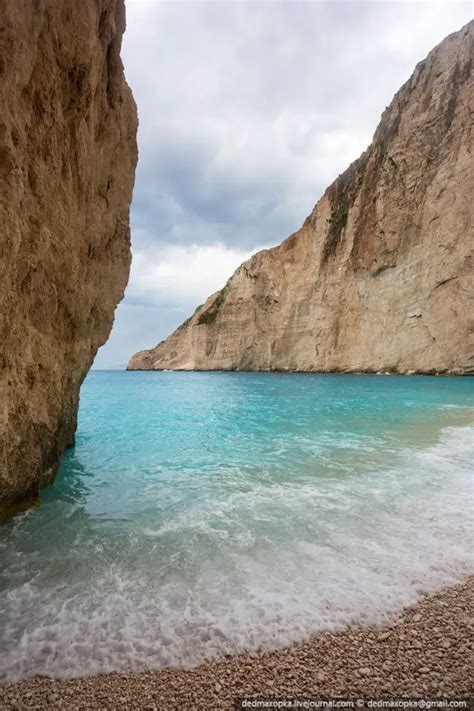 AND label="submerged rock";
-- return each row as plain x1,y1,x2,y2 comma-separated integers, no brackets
0,0,137,519
128,22,473,375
